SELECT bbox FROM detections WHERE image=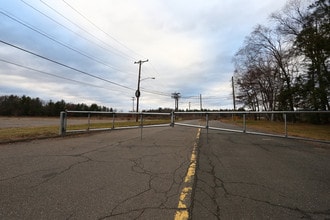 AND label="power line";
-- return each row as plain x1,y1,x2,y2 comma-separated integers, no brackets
62,0,146,60
38,0,170,97
140,88,171,97
20,0,137,64
60,0,171,97
1,57,171,99
181,95,230,100
0,10,133,75
0,58,116,91
0,39,172,98
0,39,134,91
38,0,138,62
